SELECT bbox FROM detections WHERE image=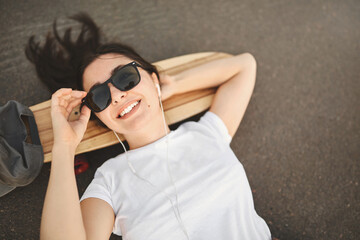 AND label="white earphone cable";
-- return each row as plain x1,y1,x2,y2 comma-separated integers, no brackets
113,88,190,240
